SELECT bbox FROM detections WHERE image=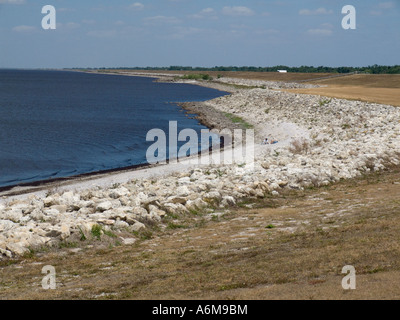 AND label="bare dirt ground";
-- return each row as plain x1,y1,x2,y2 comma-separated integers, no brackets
287,74,400,107
2,166,400,300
